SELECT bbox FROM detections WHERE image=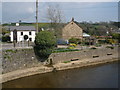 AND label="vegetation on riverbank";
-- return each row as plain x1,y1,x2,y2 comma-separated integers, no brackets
53,48,79,53
34,31,57,60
